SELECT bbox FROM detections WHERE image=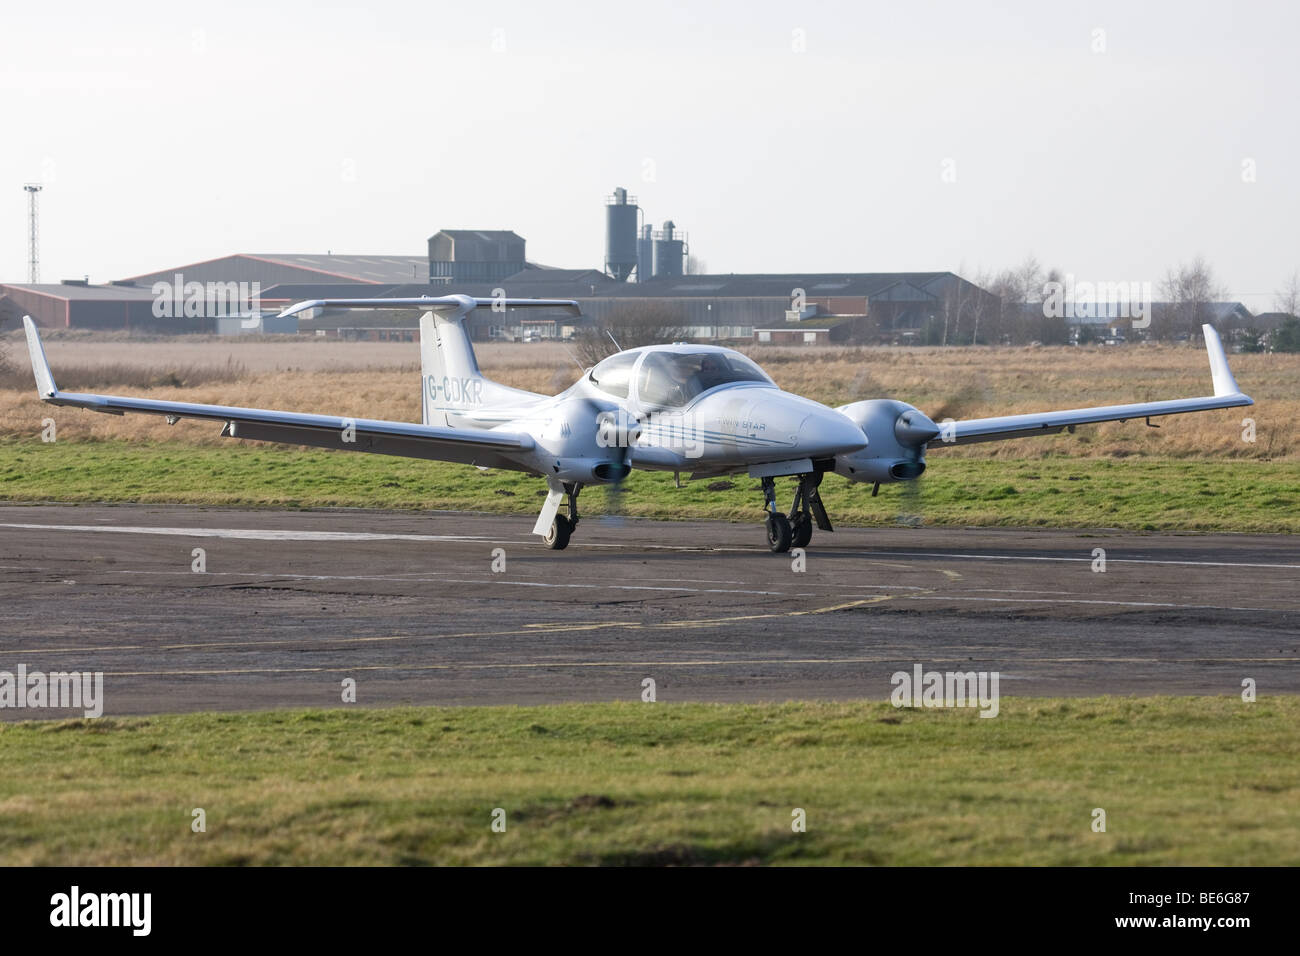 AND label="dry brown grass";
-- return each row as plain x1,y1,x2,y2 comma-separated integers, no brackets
19,332,569,374
746,343,1297,460
0,336,1293,459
